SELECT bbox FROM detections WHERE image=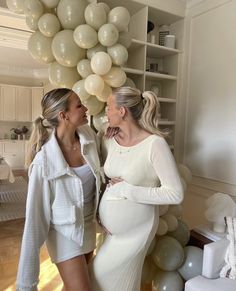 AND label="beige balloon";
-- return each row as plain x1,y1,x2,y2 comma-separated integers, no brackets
103,66,126,88
49,61,81,89
91,52,112,76
72,80,90,101
97,2,110,14
87,43,107,60
85,74,104,96
25,14,39,31
118,31,132,49
38,13,61,37
156,218,168,236
161,214,178,232
107,43,128,66
6,0,25,14
83,96,105,116
123,77,136,88
40,0,59,9
52,30,85,67
92,110,108,132
73,24,98,49
96,83,112,102
98,23,119,47
85,3,107,31
57,0,87,29
108,7,131,32
28,31,54,63
77,59,93,79
24,0,44,18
